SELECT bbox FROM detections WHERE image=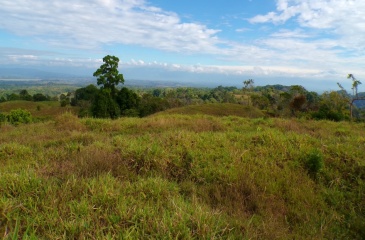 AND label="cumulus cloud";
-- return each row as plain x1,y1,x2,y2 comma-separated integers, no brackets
0,0,221,52
120,59,326,79
249,0,365,49
1,0,365,83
